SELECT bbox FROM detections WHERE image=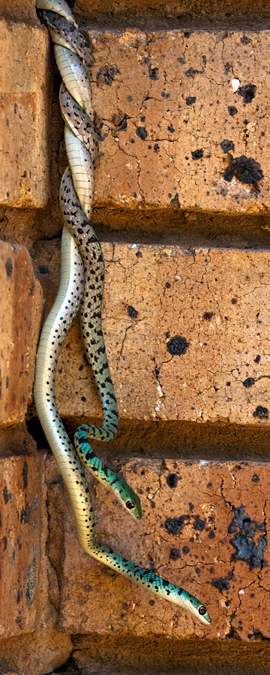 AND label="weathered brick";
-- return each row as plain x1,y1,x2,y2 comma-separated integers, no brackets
46,456,270,642
33,241,270,428
0,241,42,426
0,20,50,207
0,455,44,638
88,29,270,215
74,0,270,25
